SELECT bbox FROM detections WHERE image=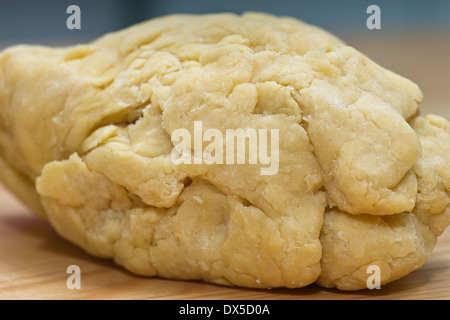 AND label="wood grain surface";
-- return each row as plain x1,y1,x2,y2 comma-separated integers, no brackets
0,34,449,300
1,184,449,300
